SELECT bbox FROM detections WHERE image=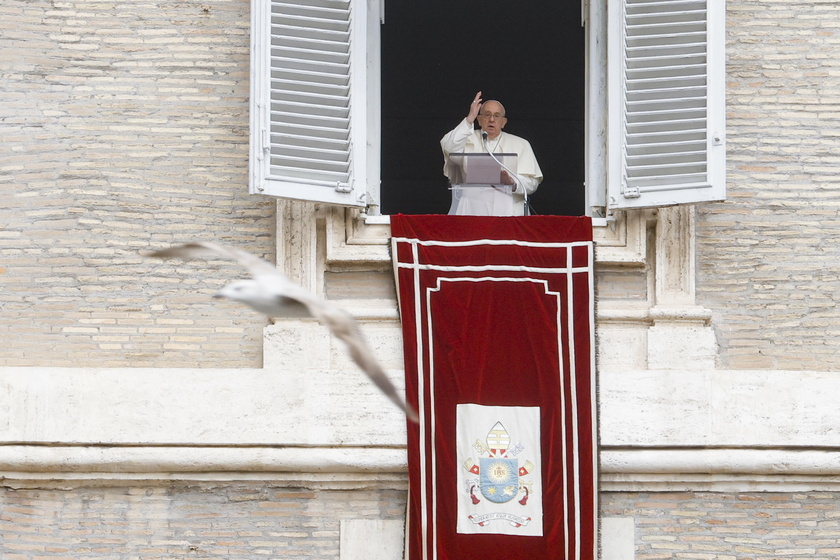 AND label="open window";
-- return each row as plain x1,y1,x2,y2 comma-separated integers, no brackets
250,0,725,215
